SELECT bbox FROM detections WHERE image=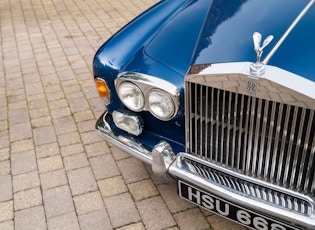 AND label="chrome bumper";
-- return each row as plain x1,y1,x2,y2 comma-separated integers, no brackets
96,112,315,229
